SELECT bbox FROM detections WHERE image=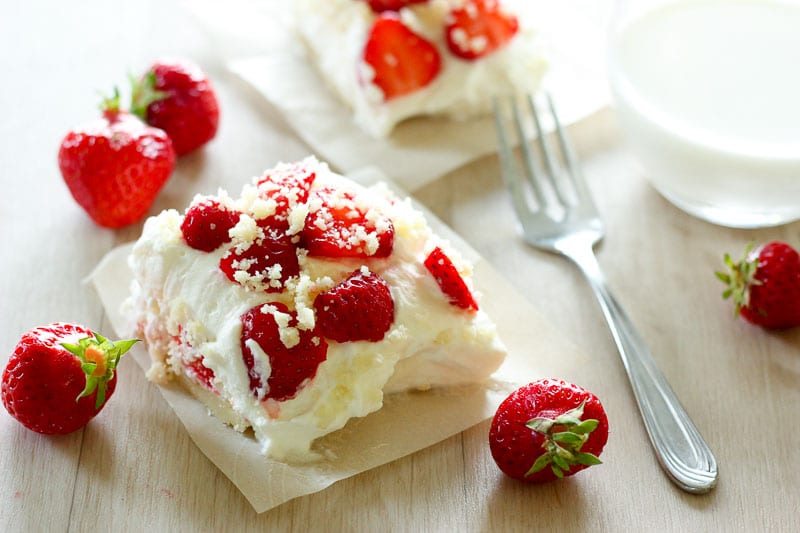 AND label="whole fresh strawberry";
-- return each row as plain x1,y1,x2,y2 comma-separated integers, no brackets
58,91,176,228
362,13,441,101
716,241,800,329
132,57,220,156
489,378,608,483
1,323,138,435
445,0,519,60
